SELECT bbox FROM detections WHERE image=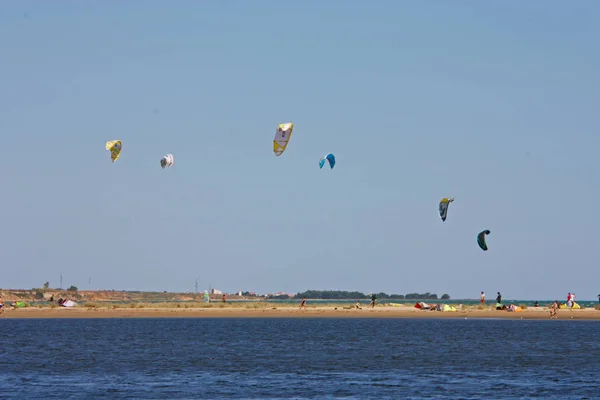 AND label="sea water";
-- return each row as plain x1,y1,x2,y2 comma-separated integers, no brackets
1,318,598,399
